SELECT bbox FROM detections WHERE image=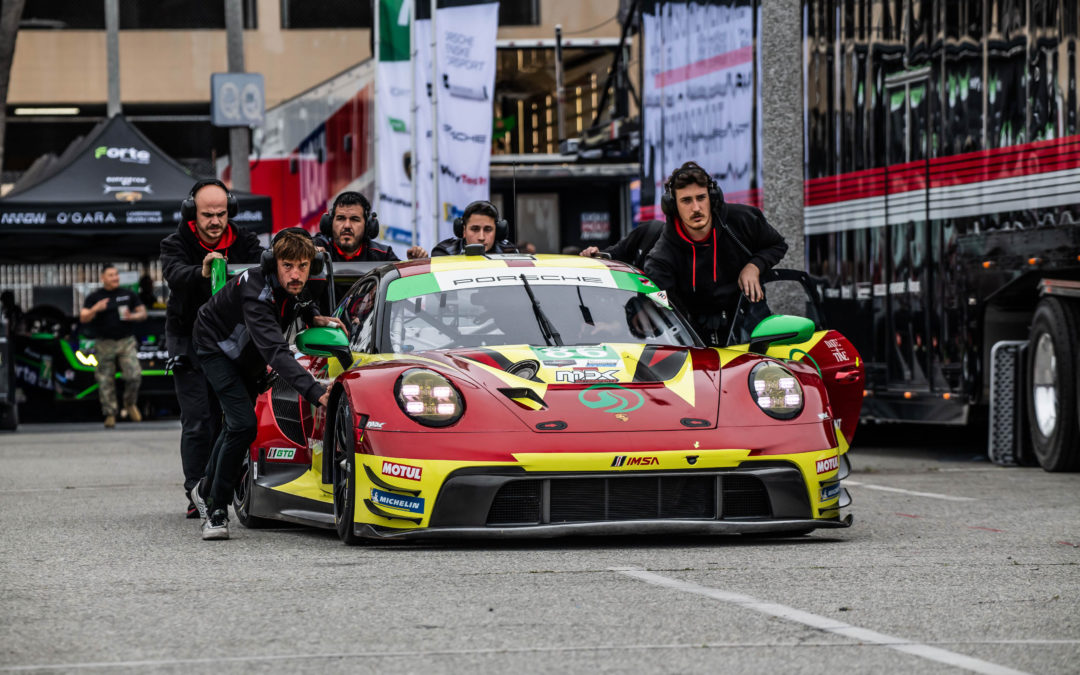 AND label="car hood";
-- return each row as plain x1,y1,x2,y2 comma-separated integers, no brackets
432,344,721,432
